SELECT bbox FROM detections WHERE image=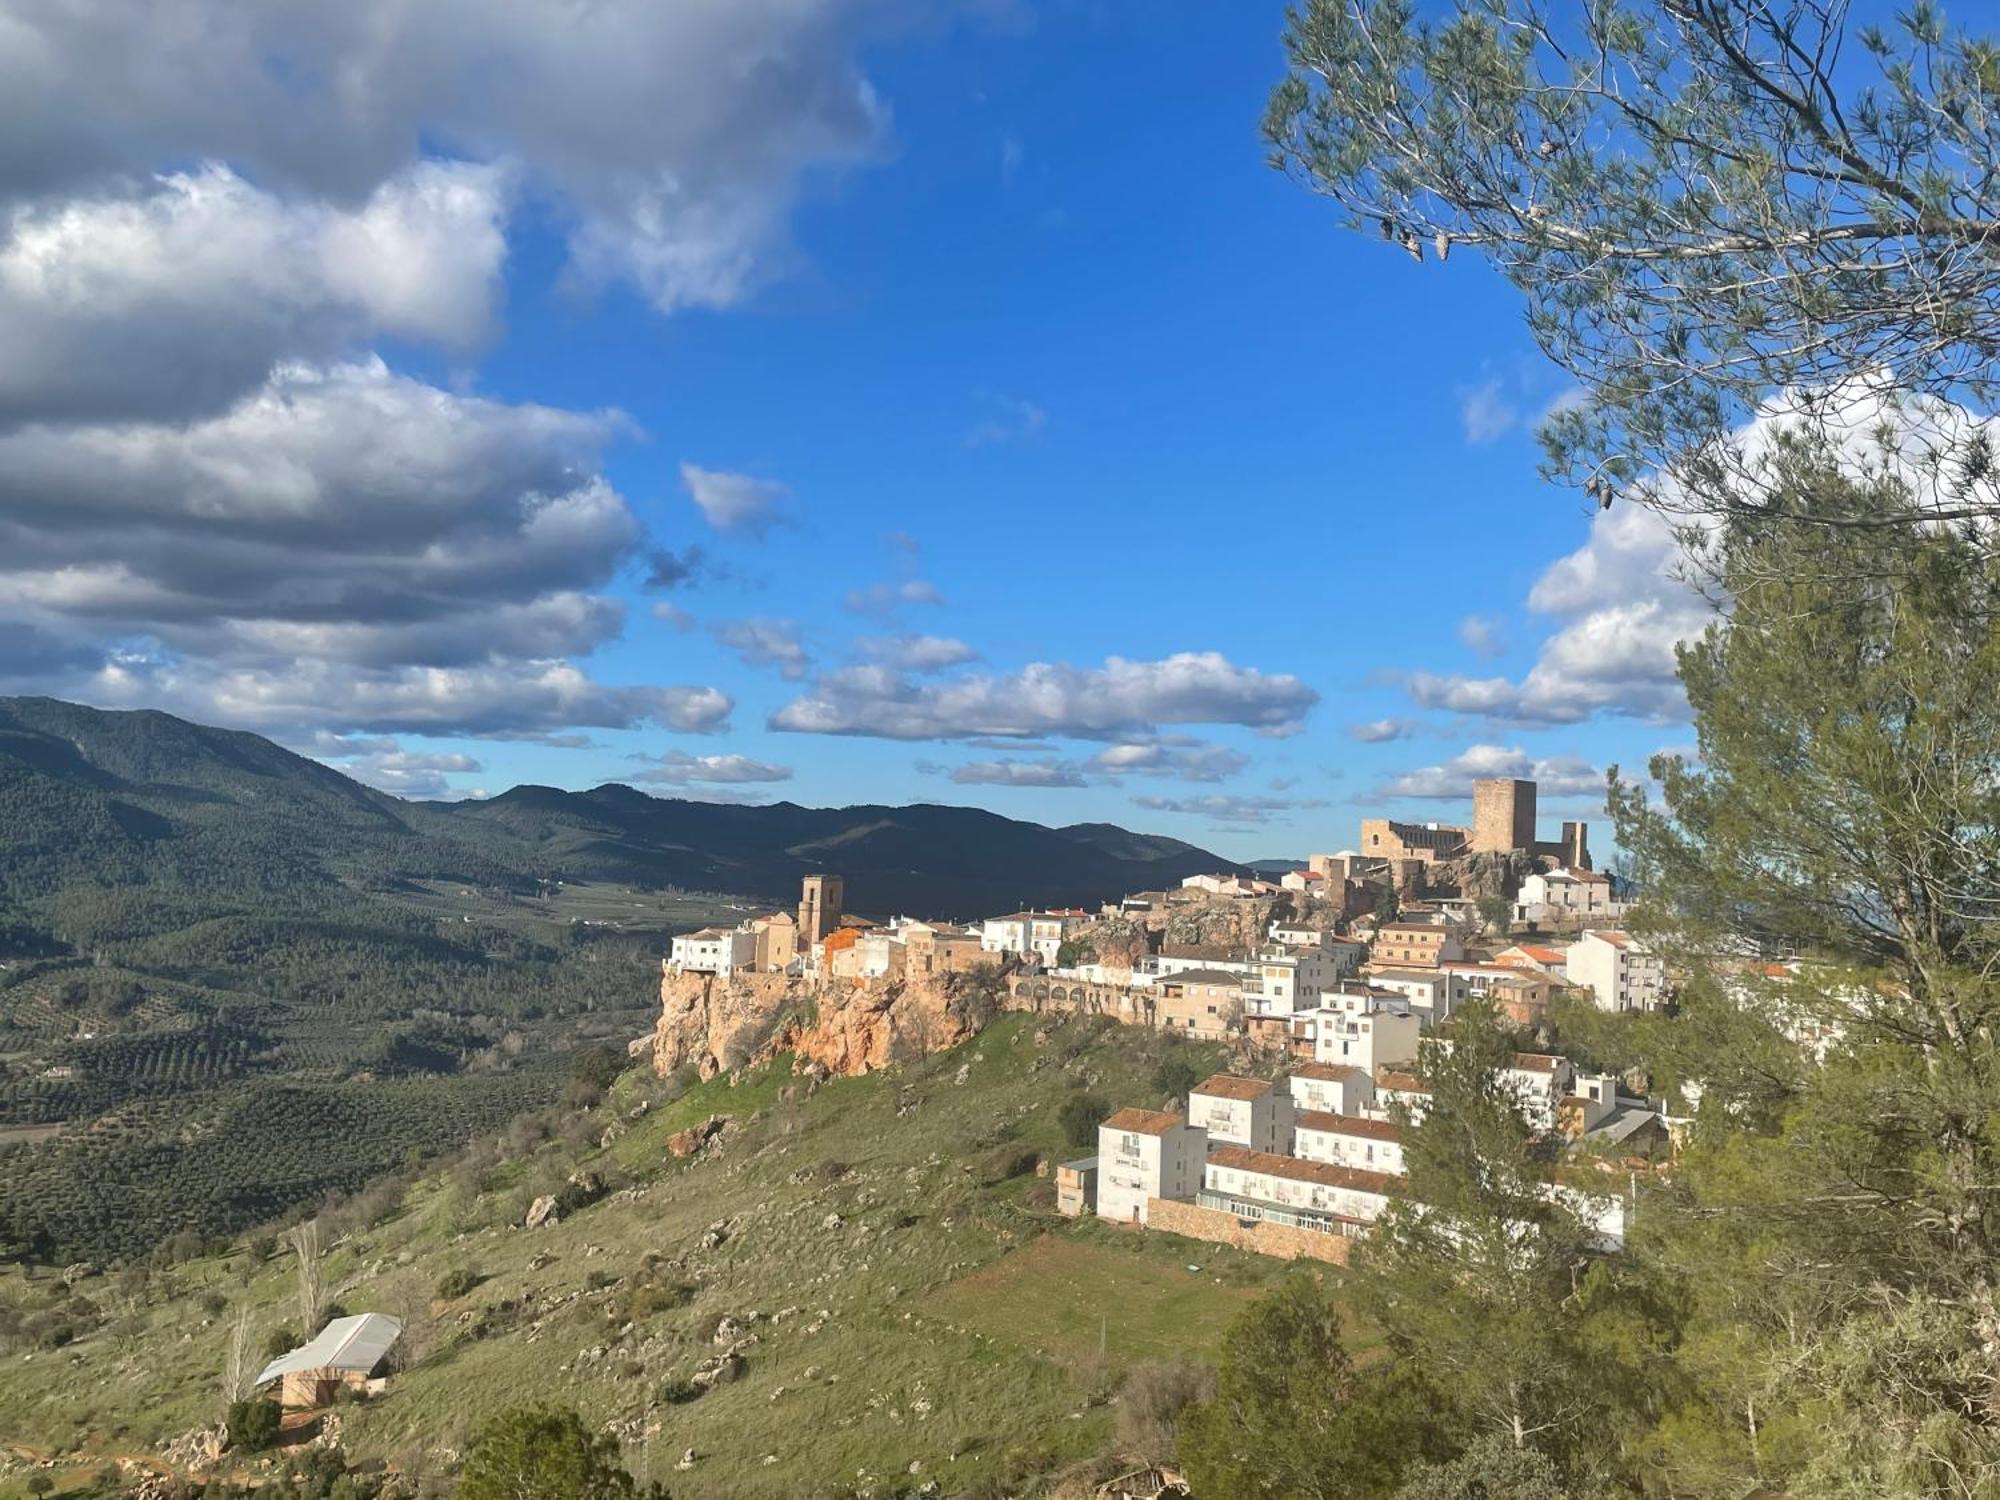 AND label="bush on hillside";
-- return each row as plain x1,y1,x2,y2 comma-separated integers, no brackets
457,1404,658,1499
1058,1092,1113,1149
225,1397,282,1452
